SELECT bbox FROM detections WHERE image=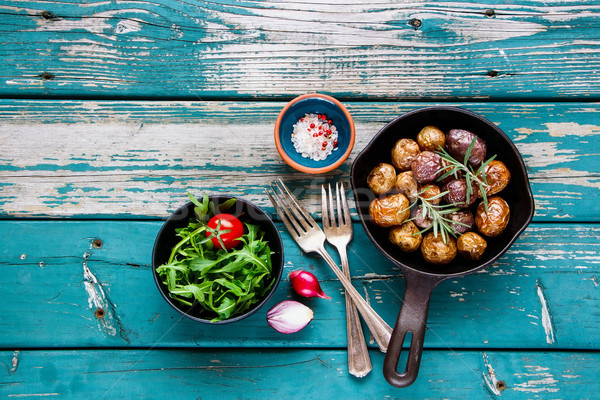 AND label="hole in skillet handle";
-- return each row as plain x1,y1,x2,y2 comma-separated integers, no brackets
397,332,413,372
383,272,438,388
